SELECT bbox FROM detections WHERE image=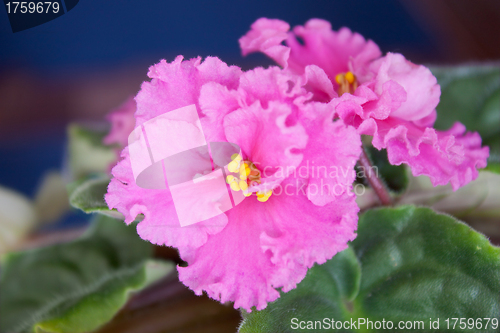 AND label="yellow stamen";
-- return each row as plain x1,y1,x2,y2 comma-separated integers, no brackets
239,166,250,180
225,157,273,203
335,71,358,96
256,190,272,201
239,180,248,191
345,71,355,84
231,153,242,162
230,181,240,191
335,73,344,85
226,175,235,184
239,163,246,175
228,160,240,173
